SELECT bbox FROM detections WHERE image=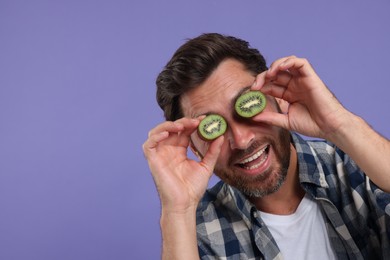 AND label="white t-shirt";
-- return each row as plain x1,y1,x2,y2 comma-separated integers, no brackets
259,194,336,260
